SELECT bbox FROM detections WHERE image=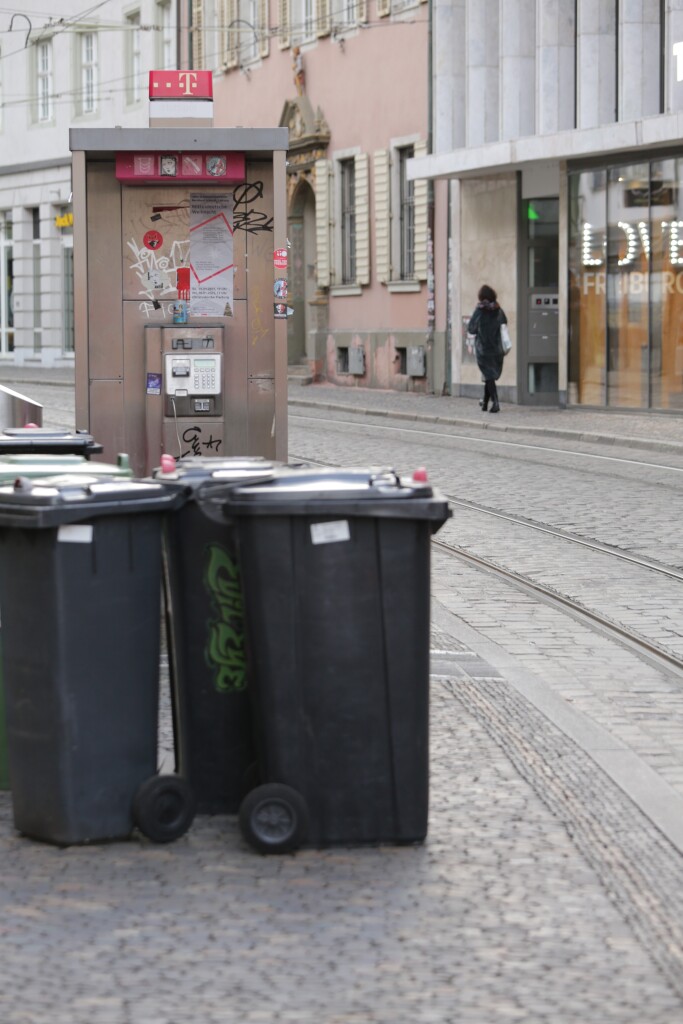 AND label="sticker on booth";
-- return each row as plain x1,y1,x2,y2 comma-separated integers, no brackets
274,278,287,299
143,230,163,251
146,372,162,396
273,248,288,269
